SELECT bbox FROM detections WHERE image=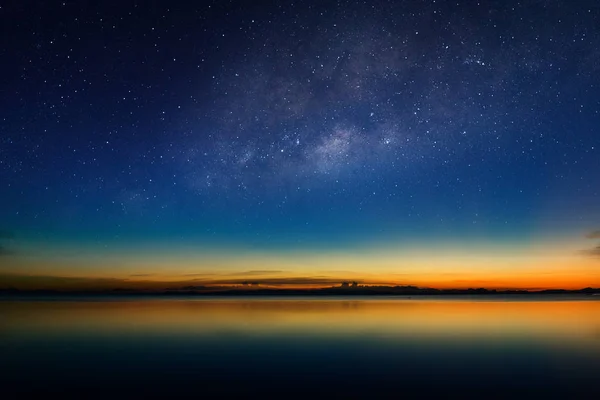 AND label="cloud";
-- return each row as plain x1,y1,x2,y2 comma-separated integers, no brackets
0,272,360,292
0,273,129,291
0,245,14,256
173,285,213,291
226,270,284,276
583,231,600,257
583,246,600,257
198,276,356,286
0,230,16,256
133,272,284,279
586,231,600,239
